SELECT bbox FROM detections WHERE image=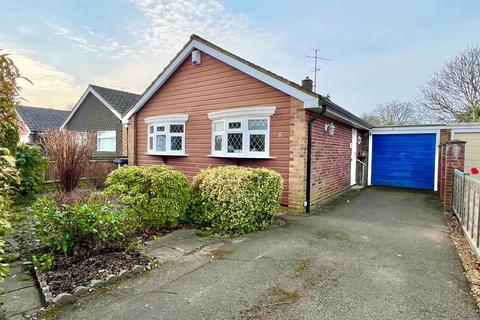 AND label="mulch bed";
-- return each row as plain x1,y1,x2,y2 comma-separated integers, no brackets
43,251,149,296
445,210,480,308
